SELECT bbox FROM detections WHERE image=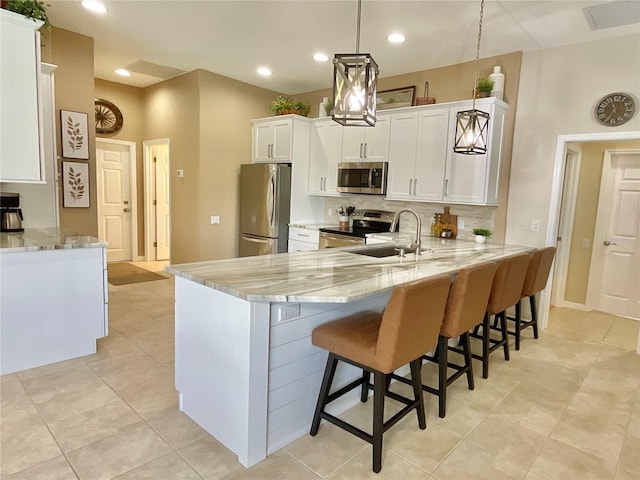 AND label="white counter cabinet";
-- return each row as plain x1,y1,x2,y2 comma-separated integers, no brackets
288,226,319,252
308,119,342,196
0,9,45,183
0,230,108,374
